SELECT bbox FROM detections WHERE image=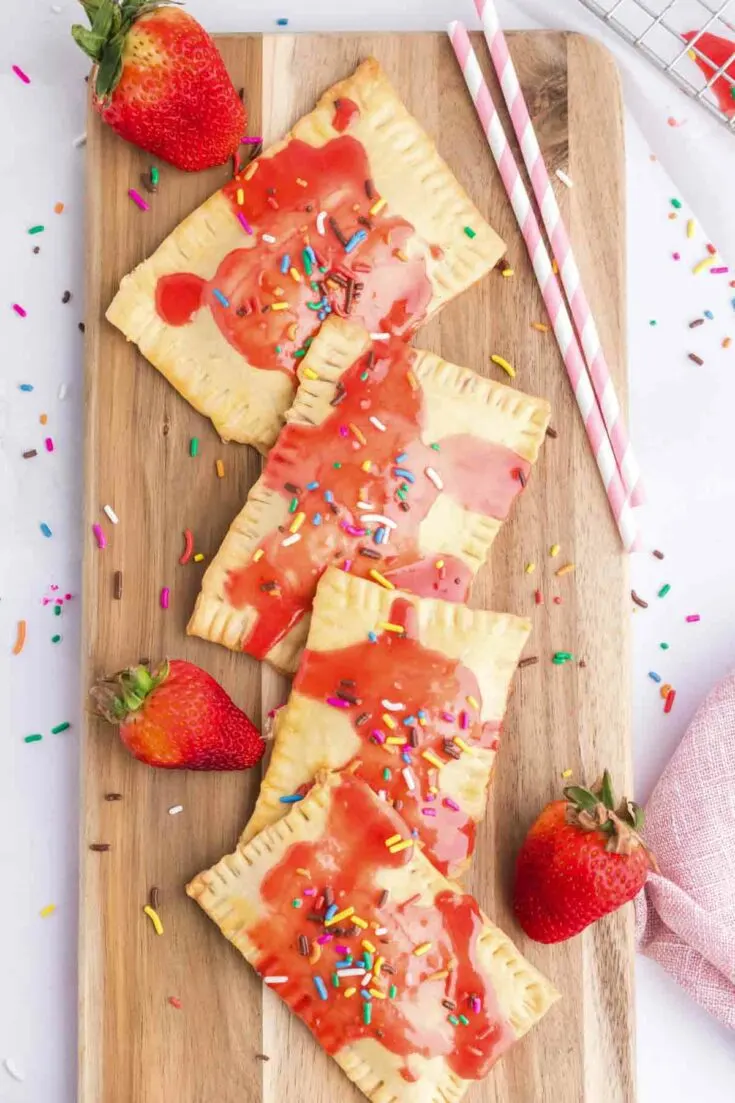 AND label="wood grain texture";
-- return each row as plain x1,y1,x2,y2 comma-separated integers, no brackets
80,31,633,1103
